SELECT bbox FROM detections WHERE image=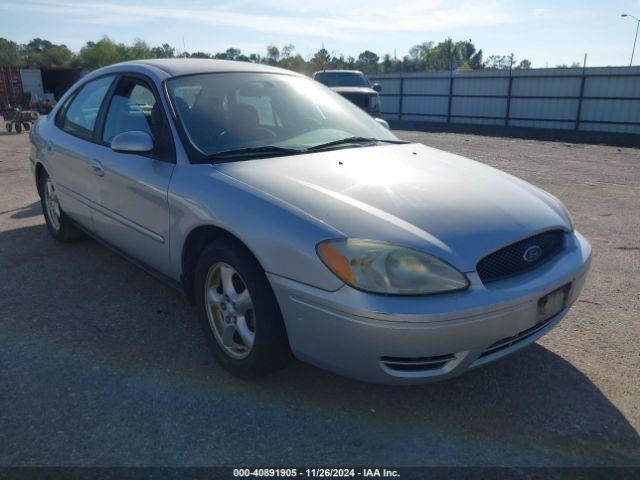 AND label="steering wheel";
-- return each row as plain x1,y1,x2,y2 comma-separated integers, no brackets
255,127,276,139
